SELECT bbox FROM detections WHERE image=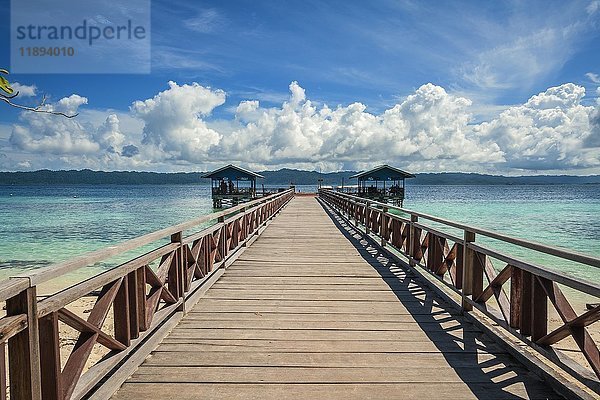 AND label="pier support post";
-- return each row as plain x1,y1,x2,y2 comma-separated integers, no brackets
461,230,476,312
